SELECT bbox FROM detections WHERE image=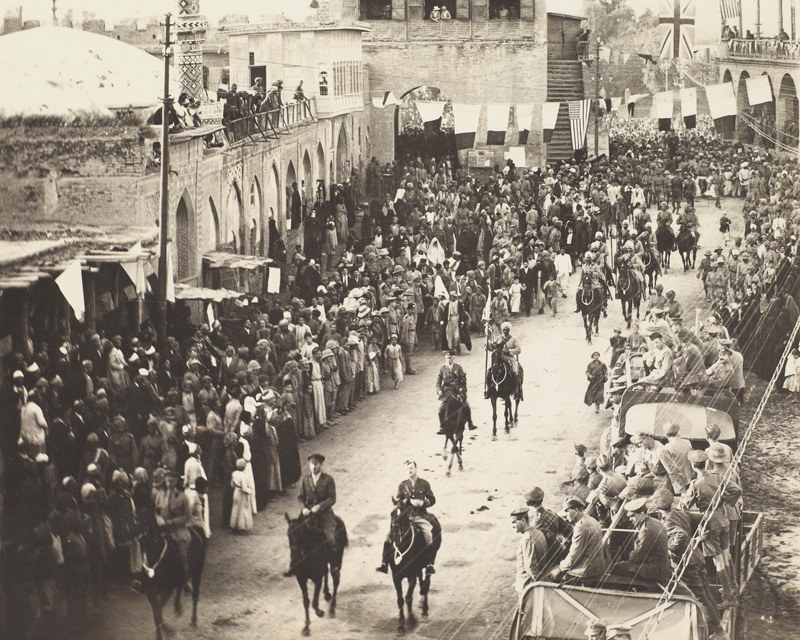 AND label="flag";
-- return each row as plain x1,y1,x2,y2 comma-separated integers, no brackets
452,103,481,150
542,102,560,143
371,91,397,108
621,52,631,64
486,104,510,145
659,0,695,59
166,241,175,303
599,46,612,62
481,292,492,335
654,91,674,131
636,53,656,64
680,87,697,128
55,261,85,322
414,101,446,123
719,0,739,20
568,99,591,150
705,82,737,133
516,104,534,144
746,75,773,106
